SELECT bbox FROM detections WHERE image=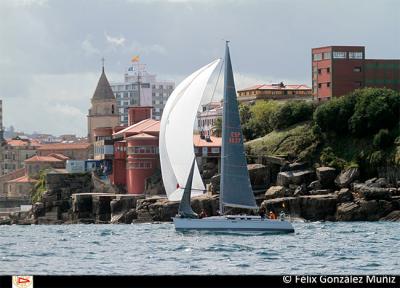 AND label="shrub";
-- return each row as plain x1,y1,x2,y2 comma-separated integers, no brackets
313,93,356,134
319,146,347,170
373,129,392,149
270,101,314,130
349,88,400,136
368,150,386,167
